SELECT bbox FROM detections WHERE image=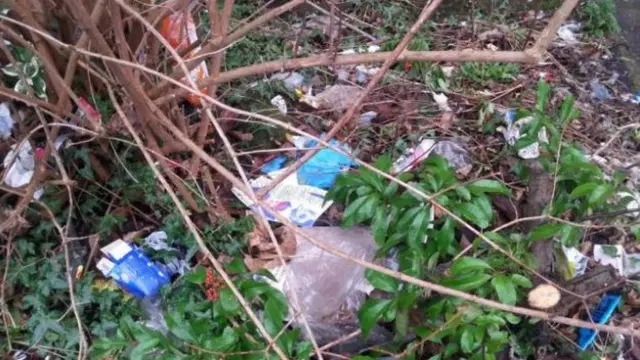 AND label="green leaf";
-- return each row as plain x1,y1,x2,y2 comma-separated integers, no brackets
529,223,562,241
571,182,599,197
372,206,388,245
342,196,369,225
183,265,207,284
491,275,517,305
455,186,471,201
219,288,241,315
457,202,490,229
467,180,510,195
460,327,478,353
374,154,392,173
559,224,581,247
536,80,550,112
130,338,160,360
356,194,381,223
451,257,492,275
395,306,409,337
358,298,392,338
383,181,399,199
365,269,399,292
510,274,533,288
588,184,613,205
359,168,384,193
209,327,238,352
441,273,492,291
